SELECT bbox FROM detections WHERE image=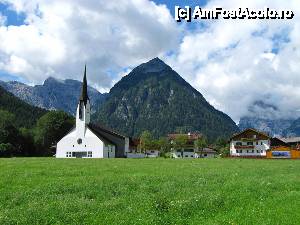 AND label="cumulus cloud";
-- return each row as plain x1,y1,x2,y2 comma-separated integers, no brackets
1,0,300,123
165,0,300,122
0,12,6,26
0,0,180,86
